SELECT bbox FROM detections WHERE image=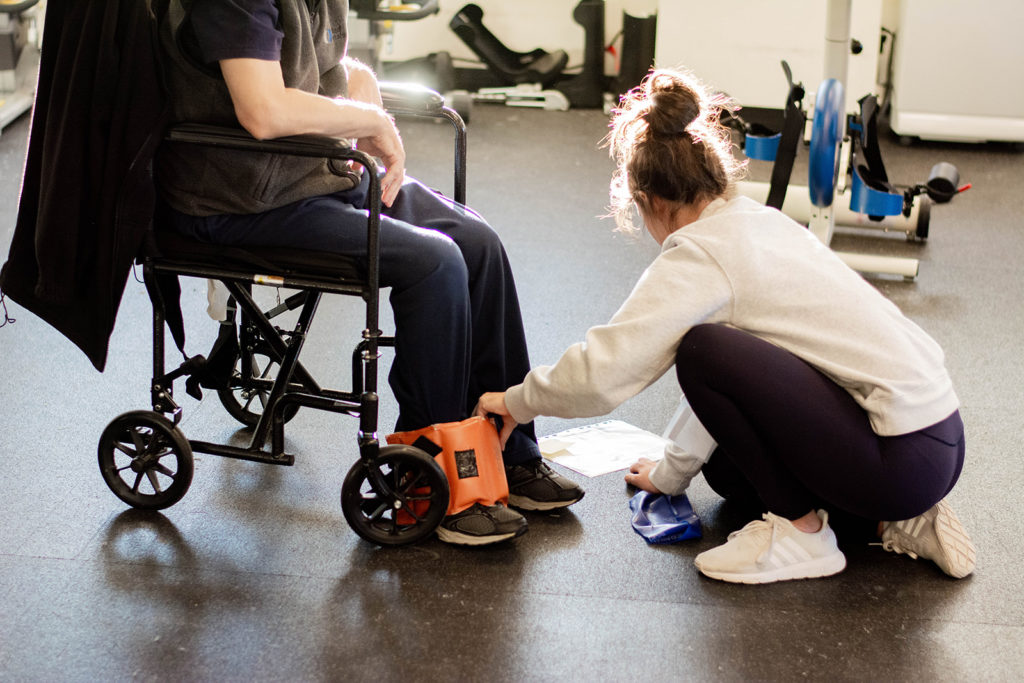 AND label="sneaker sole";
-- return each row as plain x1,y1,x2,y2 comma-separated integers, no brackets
436,525,527,546
696,551,847,585
932,500,977,578
508,492,584,511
